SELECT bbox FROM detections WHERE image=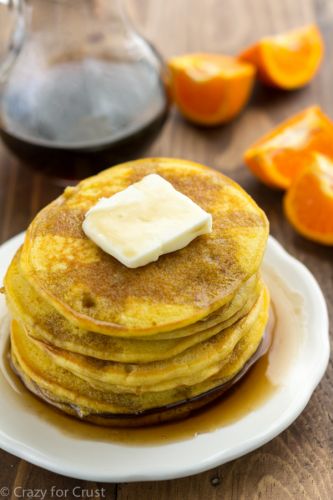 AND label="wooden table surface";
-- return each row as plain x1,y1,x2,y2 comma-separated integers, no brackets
0,0,332,498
